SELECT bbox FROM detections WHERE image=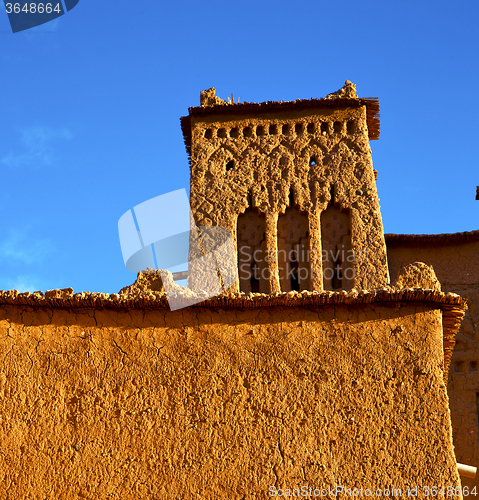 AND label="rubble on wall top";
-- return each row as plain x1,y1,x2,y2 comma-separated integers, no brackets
198,81,359,108
324,80,358,99
0,286,467,310
200,87,227,107
190,83,377,119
